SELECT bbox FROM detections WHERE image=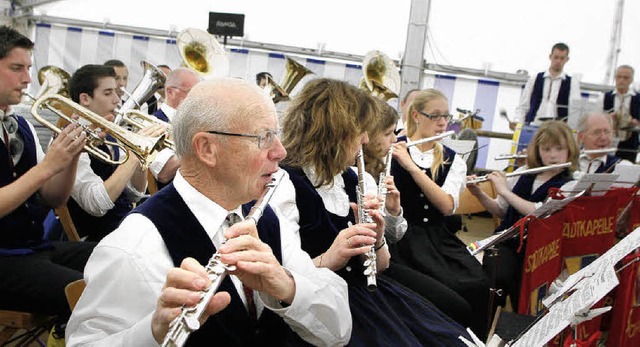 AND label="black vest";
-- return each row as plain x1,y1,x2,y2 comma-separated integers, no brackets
133,183,309,346
495,170,571,233
603,91,640,121
152,108,169,122
66,140,132,241
0,116,51,251
526,72,571,124
391,137,455,226
594,154,620,173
